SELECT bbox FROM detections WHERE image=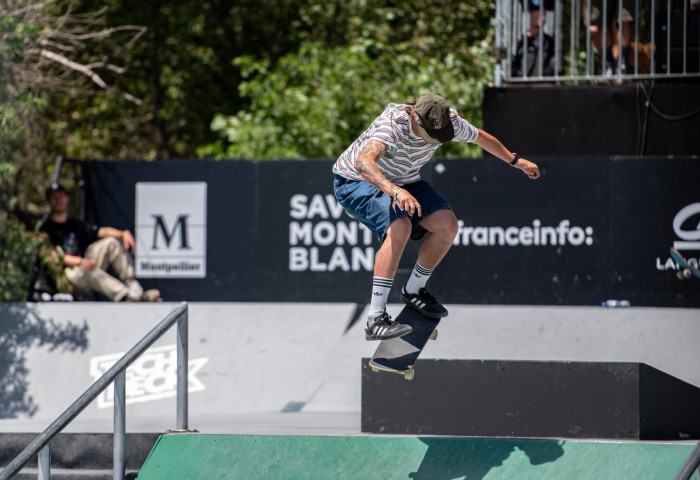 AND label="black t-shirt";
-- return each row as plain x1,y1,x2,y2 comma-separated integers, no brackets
39,218,99,257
